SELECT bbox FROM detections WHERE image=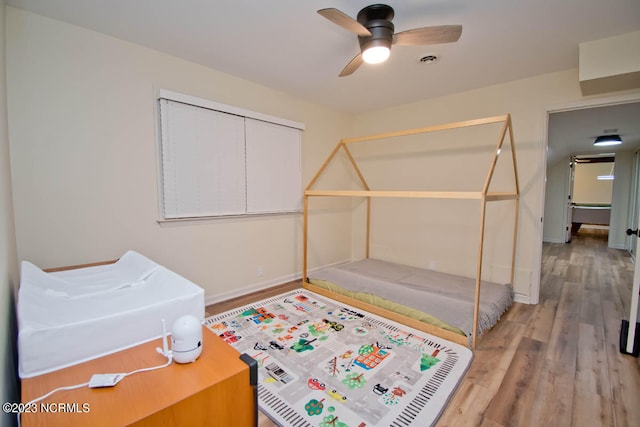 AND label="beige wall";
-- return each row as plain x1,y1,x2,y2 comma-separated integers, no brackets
6,7,353,303
573,162,614,204
352,70,640,302
580,31,640,95
6,6,640,311
1,0,20,423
